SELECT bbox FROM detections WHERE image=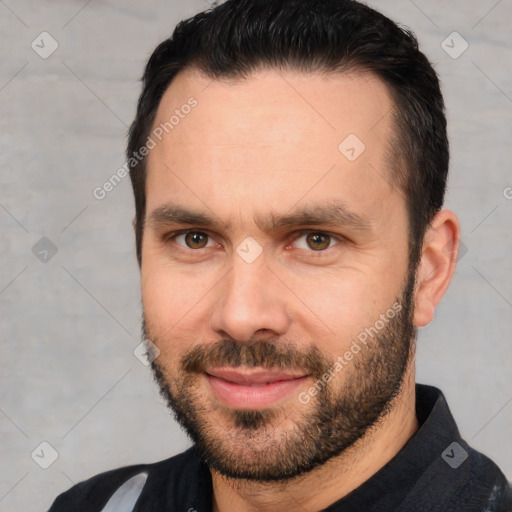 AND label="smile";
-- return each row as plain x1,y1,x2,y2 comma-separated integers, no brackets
204,367,309,409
